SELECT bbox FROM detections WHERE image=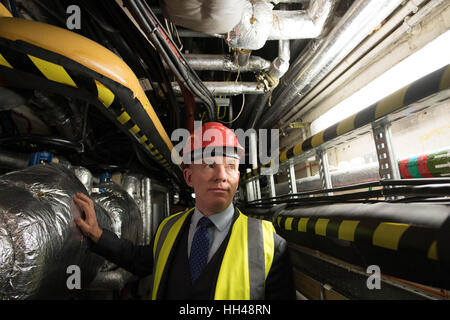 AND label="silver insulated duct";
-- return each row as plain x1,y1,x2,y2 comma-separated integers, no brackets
0,164,113,299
